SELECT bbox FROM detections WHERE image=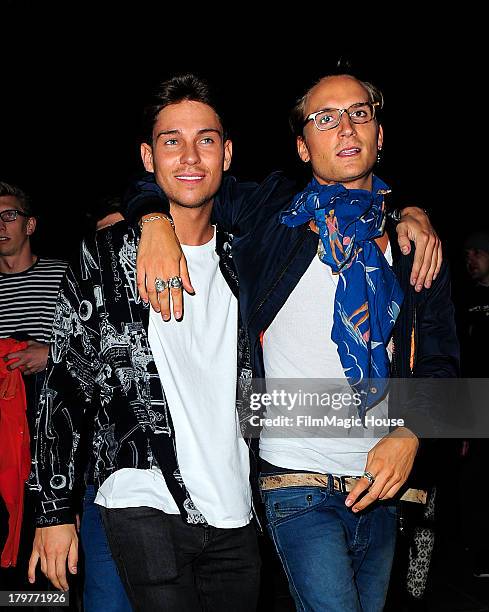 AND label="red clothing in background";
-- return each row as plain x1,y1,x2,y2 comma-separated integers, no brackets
0,338,30,568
